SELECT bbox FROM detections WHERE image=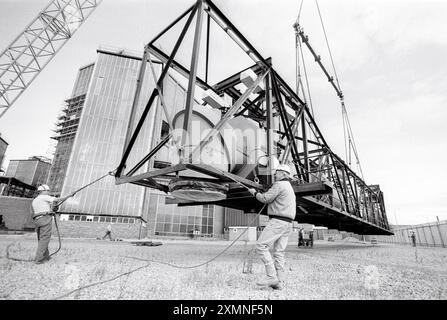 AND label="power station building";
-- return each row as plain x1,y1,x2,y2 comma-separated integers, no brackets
0,134,7,173
5,156,51,187
47,63,95,194
53,47,230,239
1,156,50,198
